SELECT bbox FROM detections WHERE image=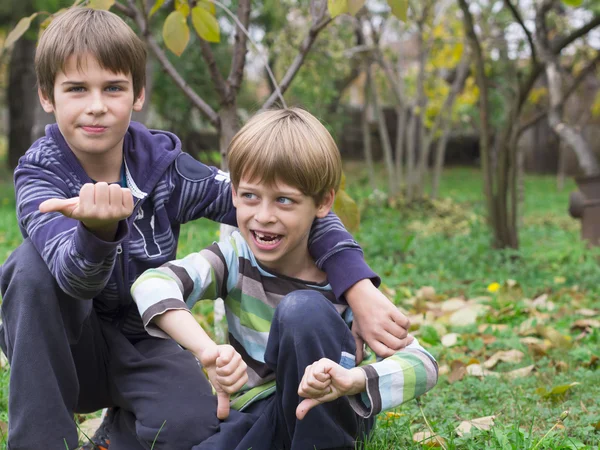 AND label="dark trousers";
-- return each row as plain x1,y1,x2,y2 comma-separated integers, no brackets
190,291,374,450
0,239,220,450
